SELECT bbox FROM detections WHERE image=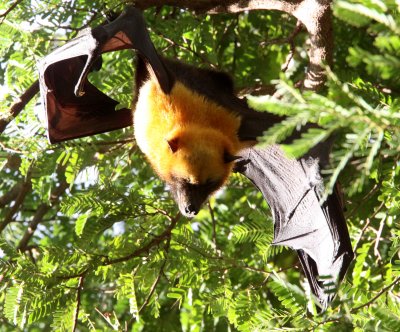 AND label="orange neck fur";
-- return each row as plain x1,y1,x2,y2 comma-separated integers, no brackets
134,80,243,184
